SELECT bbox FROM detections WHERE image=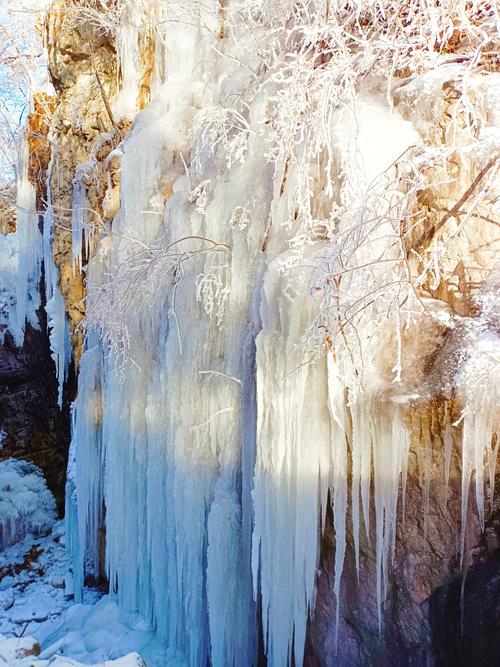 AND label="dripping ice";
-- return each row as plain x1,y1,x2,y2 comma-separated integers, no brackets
44,158,71,407
12,137,42,346
2,136,70,408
